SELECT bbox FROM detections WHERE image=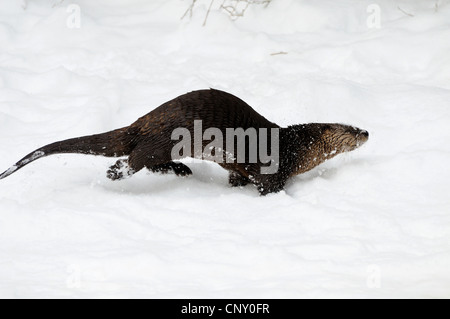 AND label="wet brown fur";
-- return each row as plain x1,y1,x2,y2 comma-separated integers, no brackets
0,89,368,195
